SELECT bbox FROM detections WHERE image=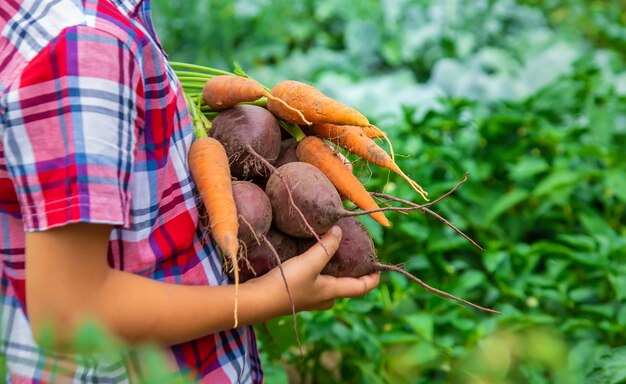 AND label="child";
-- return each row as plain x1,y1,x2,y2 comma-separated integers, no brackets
0,0,379,382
